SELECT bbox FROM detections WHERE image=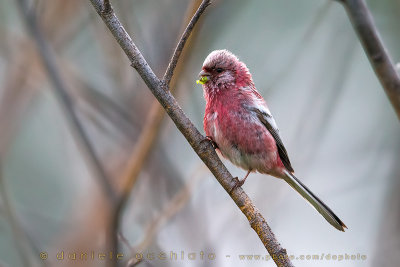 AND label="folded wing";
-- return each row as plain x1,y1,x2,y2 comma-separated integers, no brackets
251,107,294,173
